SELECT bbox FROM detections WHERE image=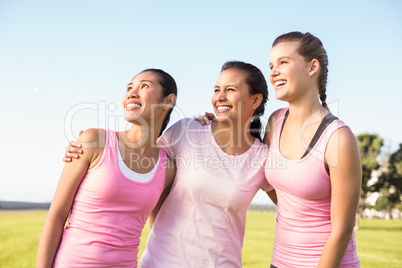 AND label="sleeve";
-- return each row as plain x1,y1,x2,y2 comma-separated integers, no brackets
156,118,191,159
